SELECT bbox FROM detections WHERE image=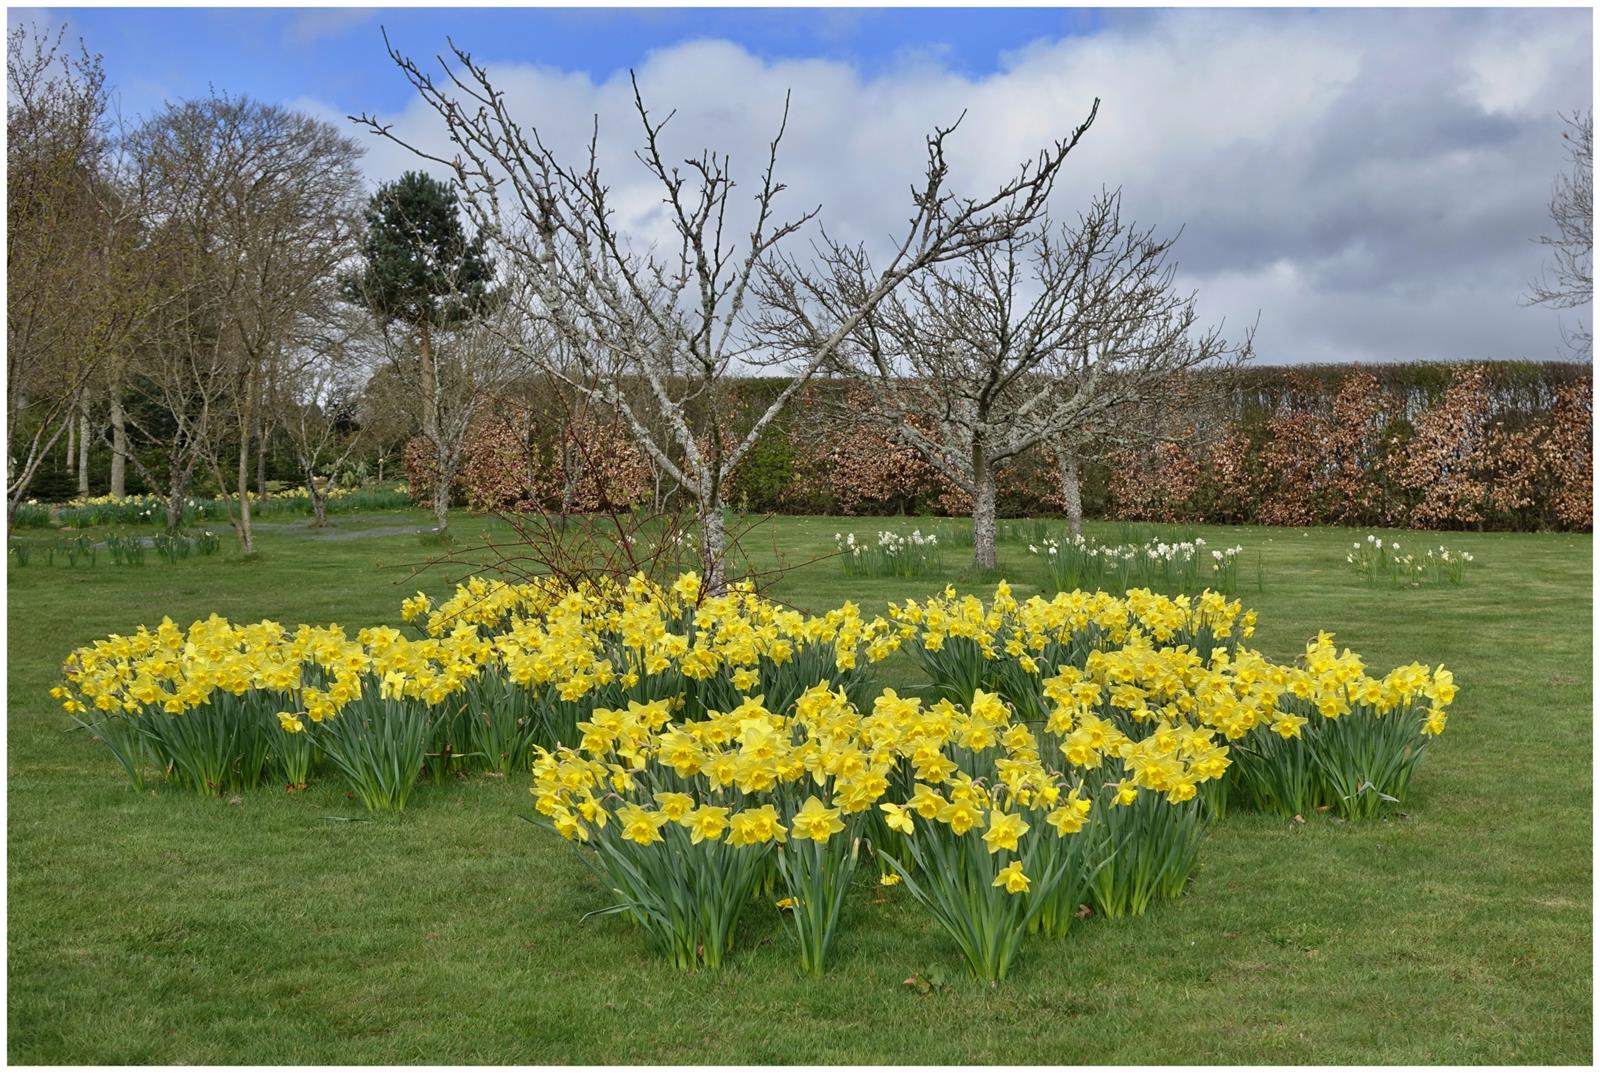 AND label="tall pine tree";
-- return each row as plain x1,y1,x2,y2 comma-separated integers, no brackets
344,171,494,529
